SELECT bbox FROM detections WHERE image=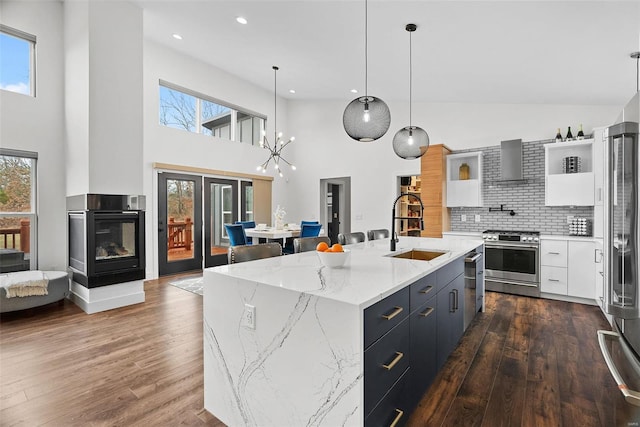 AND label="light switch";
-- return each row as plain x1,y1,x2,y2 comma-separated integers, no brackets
475,215,481,222
461,214,467,222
